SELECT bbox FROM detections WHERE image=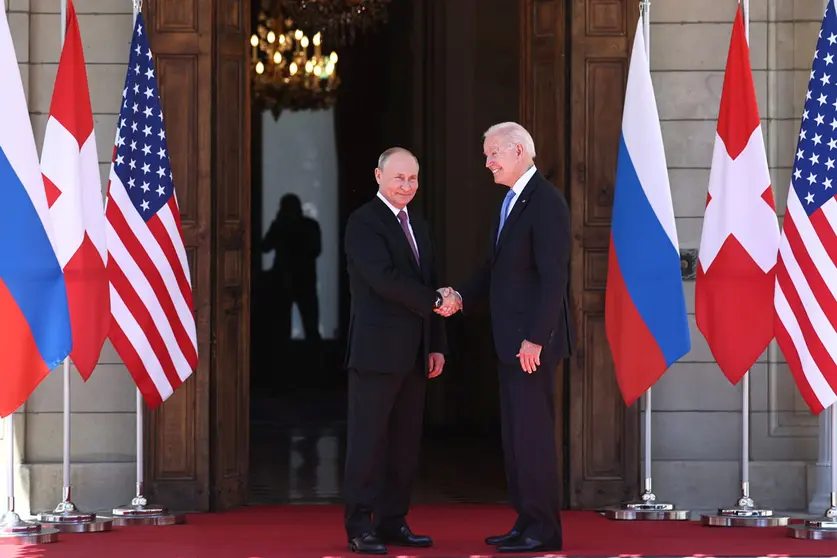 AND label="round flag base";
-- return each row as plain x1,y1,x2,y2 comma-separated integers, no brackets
701,507,789,528
788,521,837,540
601,501,690,521
37,514,113,533
105,503,186,527
0,512,60,544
